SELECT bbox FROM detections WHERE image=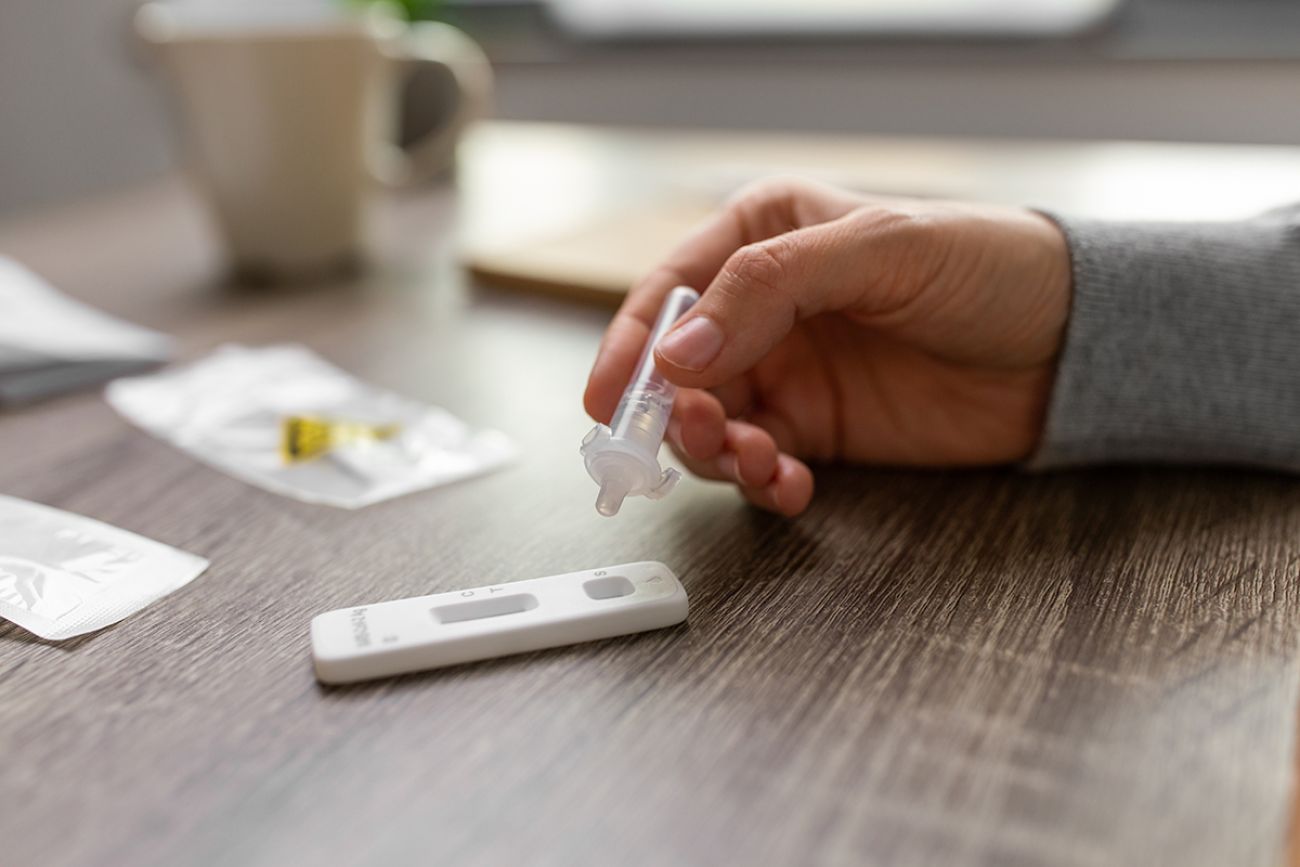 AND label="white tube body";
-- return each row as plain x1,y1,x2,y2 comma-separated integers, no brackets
581,286,700,516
